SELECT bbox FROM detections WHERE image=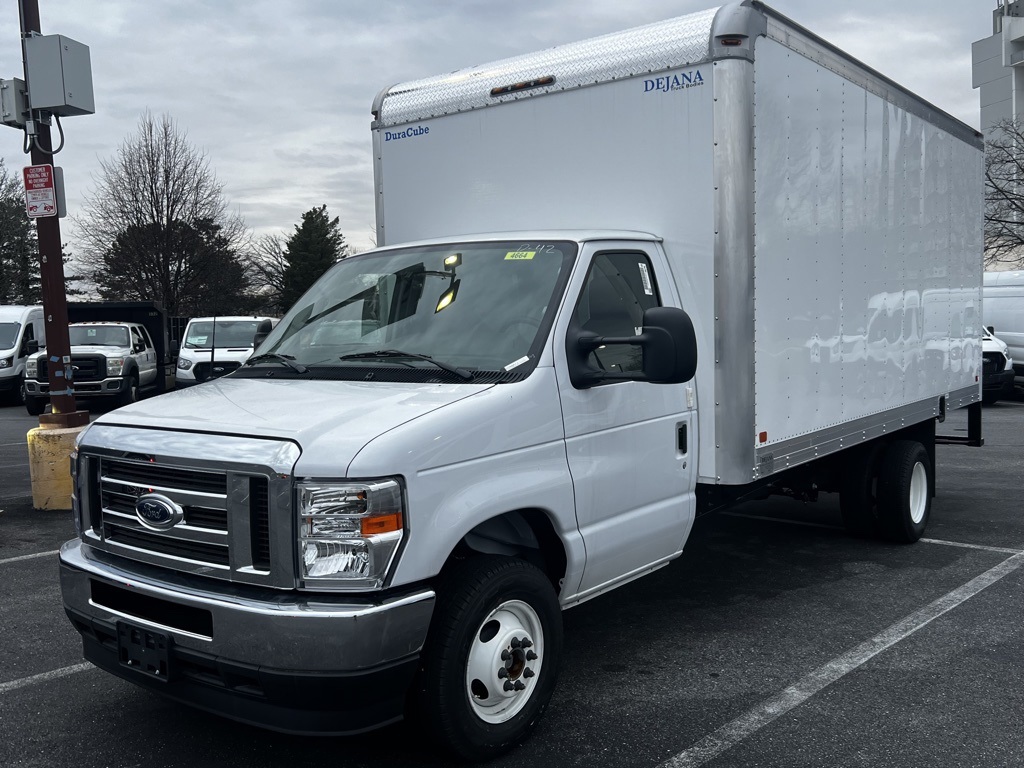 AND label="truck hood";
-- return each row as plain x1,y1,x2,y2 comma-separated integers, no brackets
97,377,494,474
35,345,131,358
